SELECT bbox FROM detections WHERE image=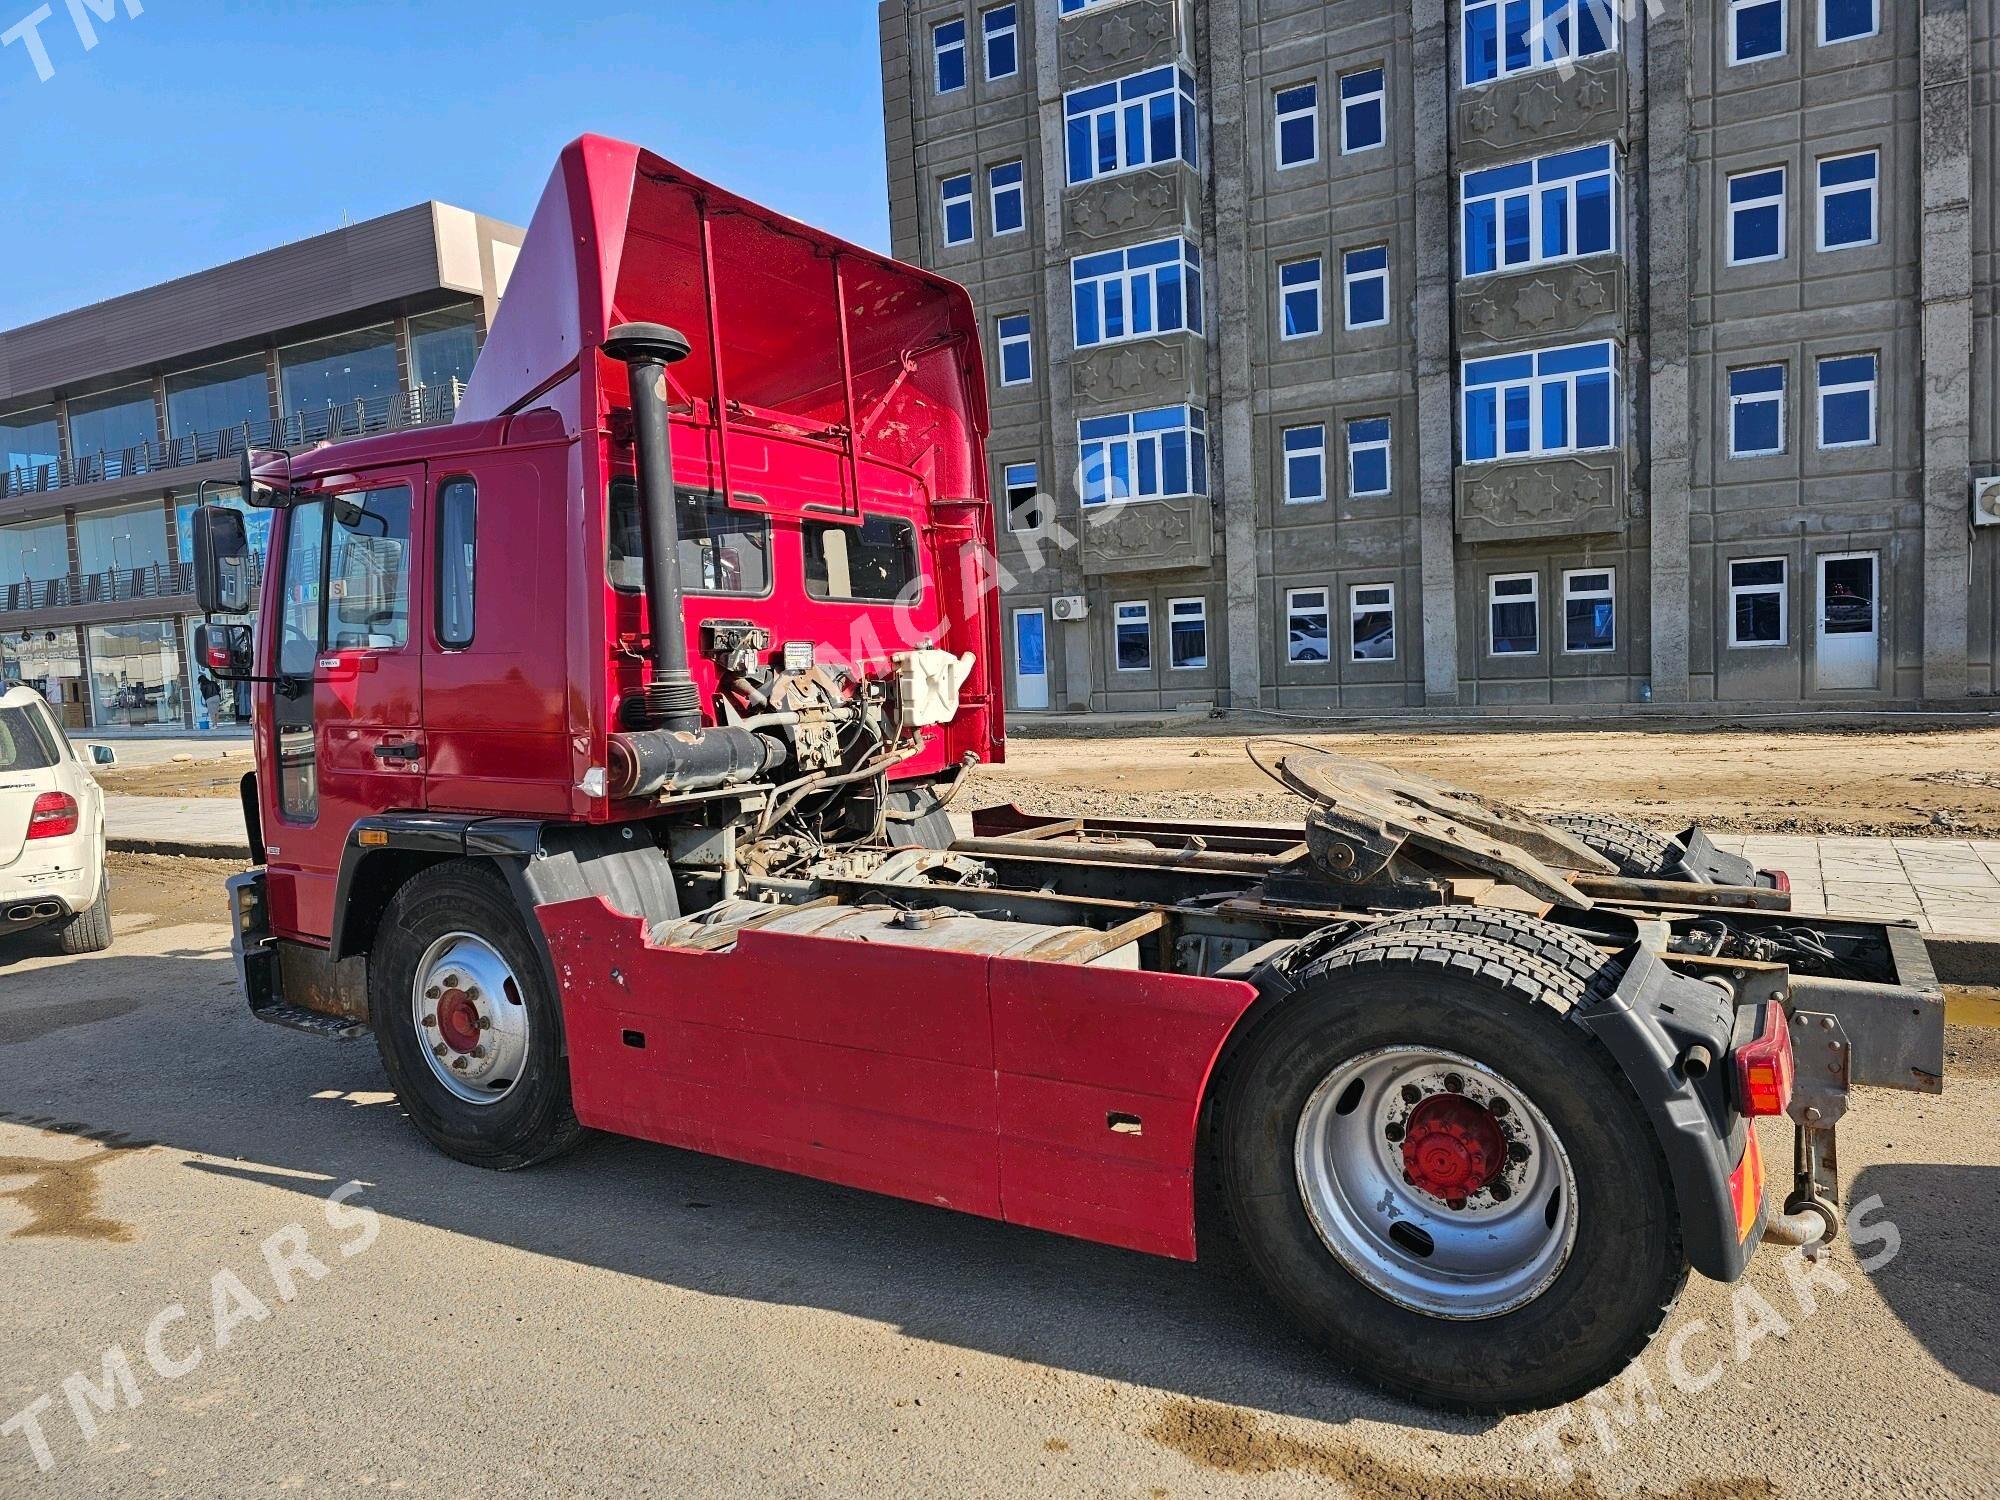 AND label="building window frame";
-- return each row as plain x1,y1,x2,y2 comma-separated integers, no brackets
1561,567,1615,654
1461,144,1620,278
1343,246,1390,330
1279,256,1323,340
1816,149,1879,252
983,4,1019,80
934,18,968,93
1283,424,1327,505
1462,0,1619,88
1071,237,1204,349
996,313,1034,387
1728,364,1788,458
1726,166,1787,266
1816,353,1878,449
1461,340,1620,463
1346,416,1393,497
1729,0,1787,64
1350,583,1396,662
940,172,975,247
1728,556,1789,647
1003,461,1041,533
1488,572,1541,656
1274,82,1320,170
1339,67,1385,154
1114,600,1152,672
1063,67,1200,187
1287,587,1331,664
989,160,1026,237
1168,597,1208,669
1078,406,1209,506
1818,0,1876,45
